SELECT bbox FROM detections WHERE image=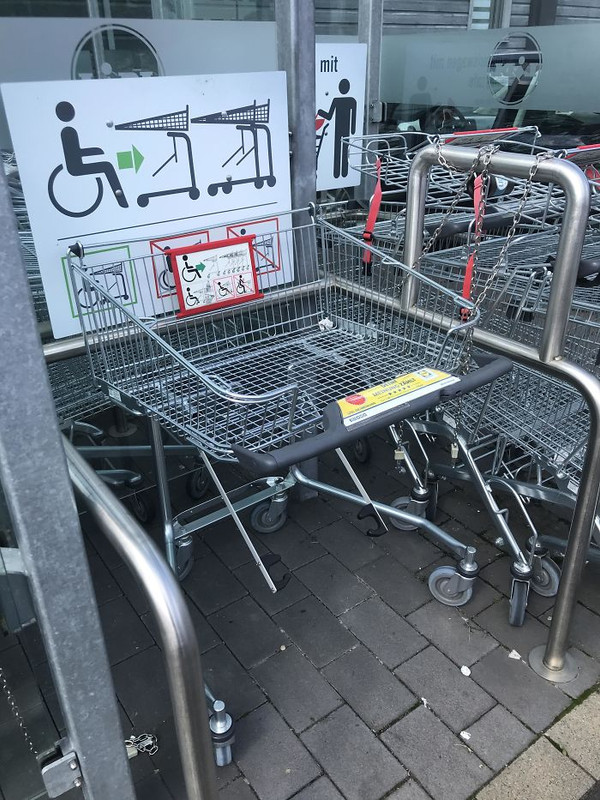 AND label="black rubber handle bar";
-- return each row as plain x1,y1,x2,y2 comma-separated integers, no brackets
232,355,512,476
